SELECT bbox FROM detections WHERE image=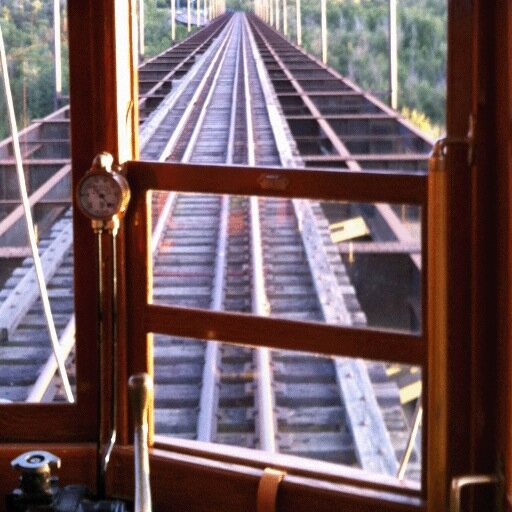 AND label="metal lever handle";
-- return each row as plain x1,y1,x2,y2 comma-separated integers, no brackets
429,114,475,173
129,373,153,512
449,474,500,512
